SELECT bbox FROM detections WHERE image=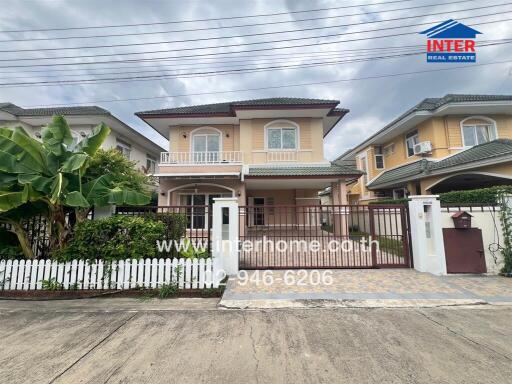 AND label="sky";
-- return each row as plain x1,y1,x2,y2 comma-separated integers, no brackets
0,0,511,158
